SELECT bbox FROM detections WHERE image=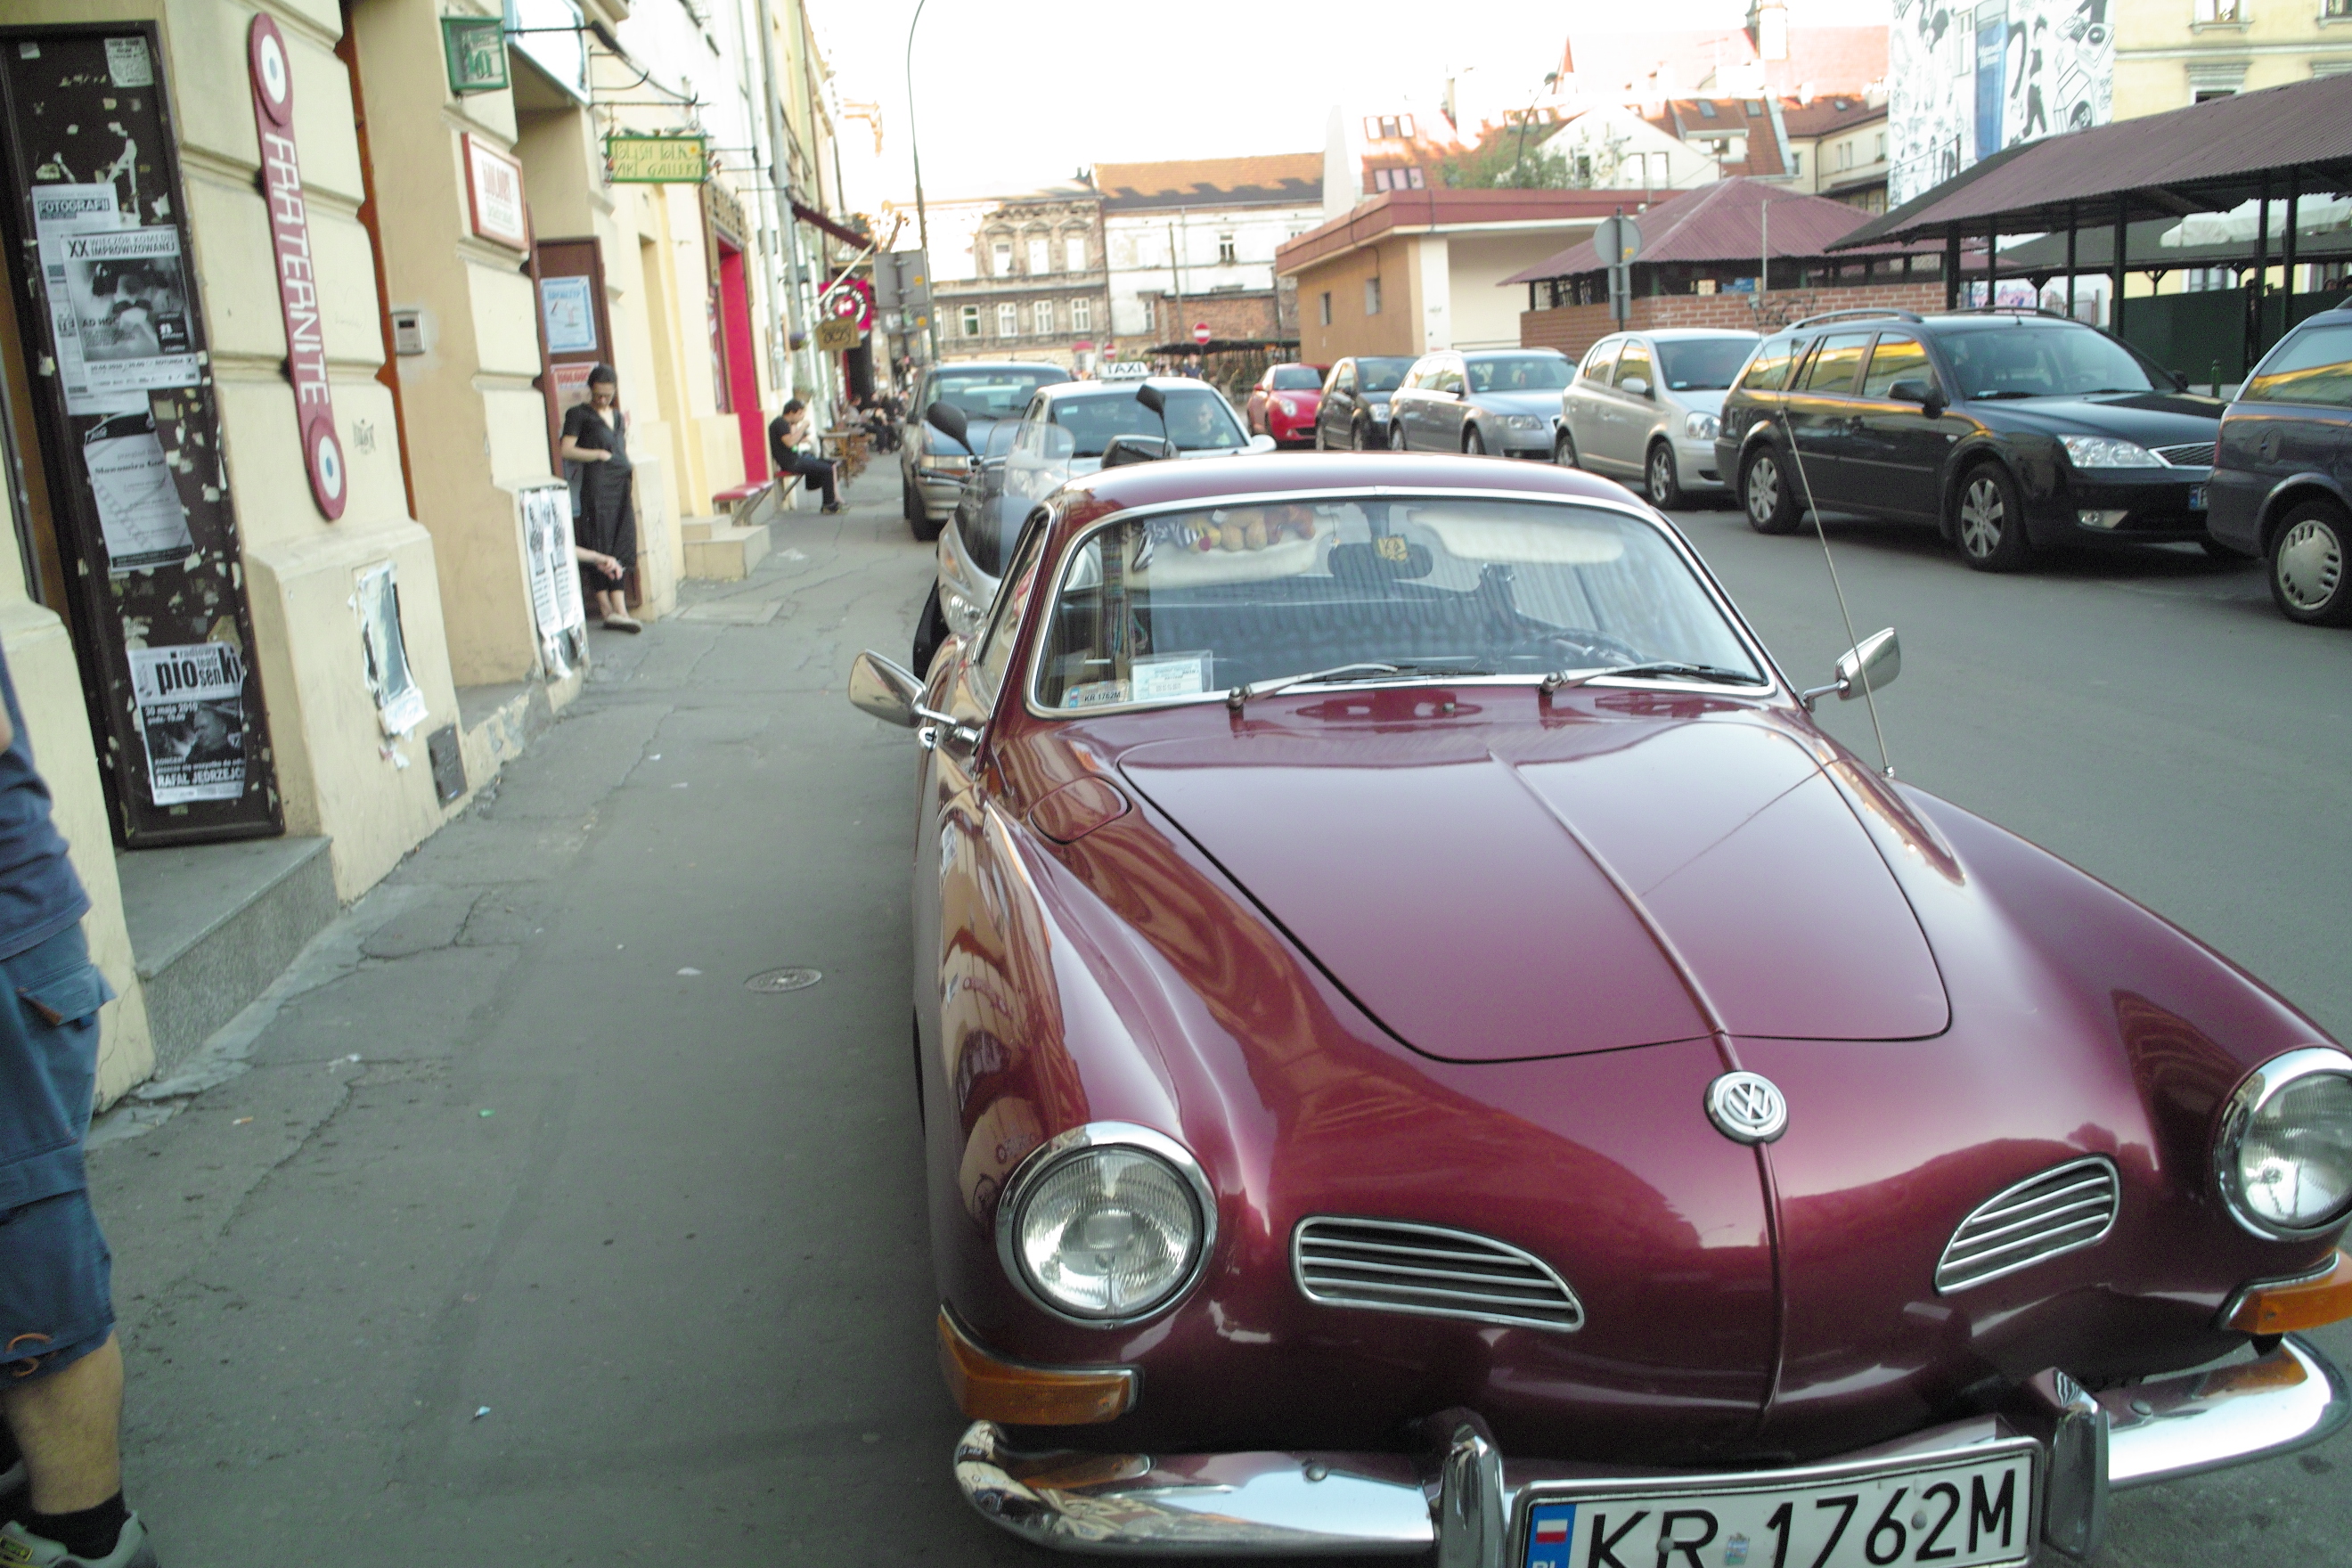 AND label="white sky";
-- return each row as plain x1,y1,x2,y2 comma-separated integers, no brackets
816,0,1891,212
